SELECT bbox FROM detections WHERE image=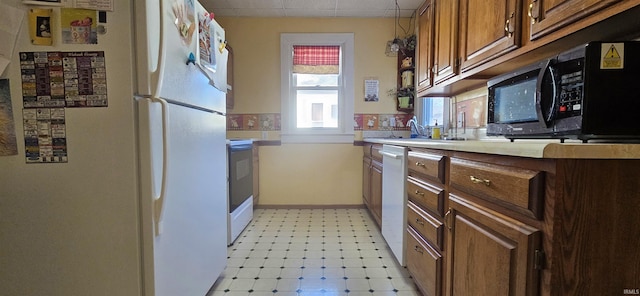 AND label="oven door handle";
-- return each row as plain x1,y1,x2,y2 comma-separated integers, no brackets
536,58,558,127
